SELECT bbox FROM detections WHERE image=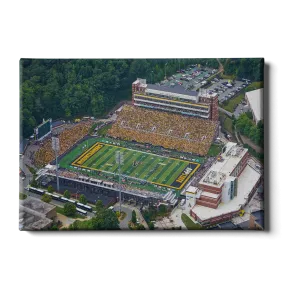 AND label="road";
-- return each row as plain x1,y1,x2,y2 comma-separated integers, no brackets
219,106,233,117
113,204,132,229
233,103,250,118
113,203,148,230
